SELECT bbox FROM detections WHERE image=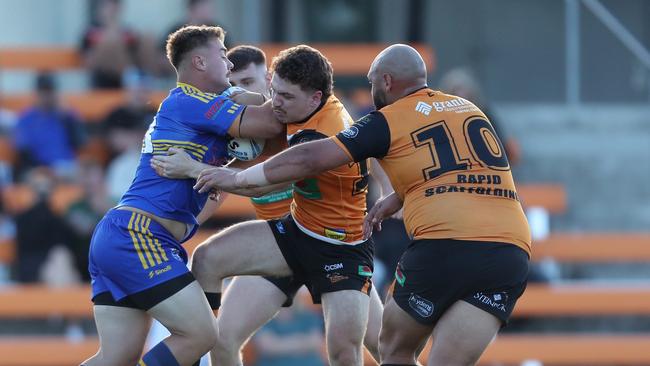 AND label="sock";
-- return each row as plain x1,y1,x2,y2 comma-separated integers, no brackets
205,292,221,310
140,342,180,366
